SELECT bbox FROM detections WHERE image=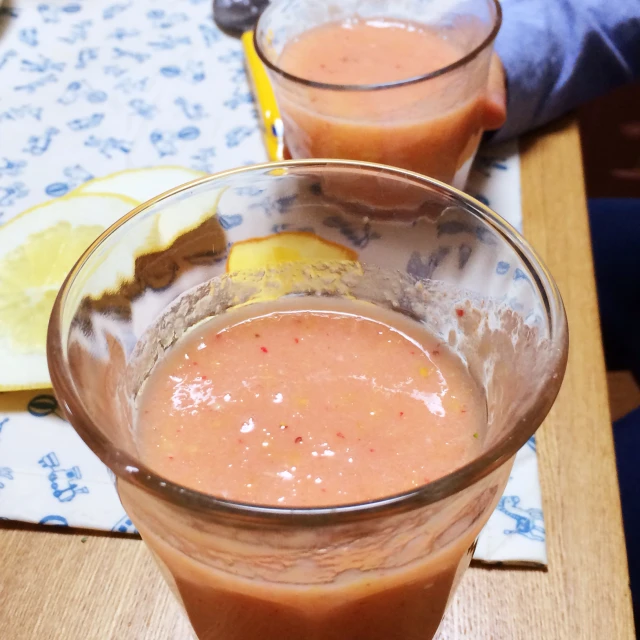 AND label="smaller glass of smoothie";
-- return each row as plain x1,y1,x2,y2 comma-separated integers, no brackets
48,160,567,640
255,0,503,188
